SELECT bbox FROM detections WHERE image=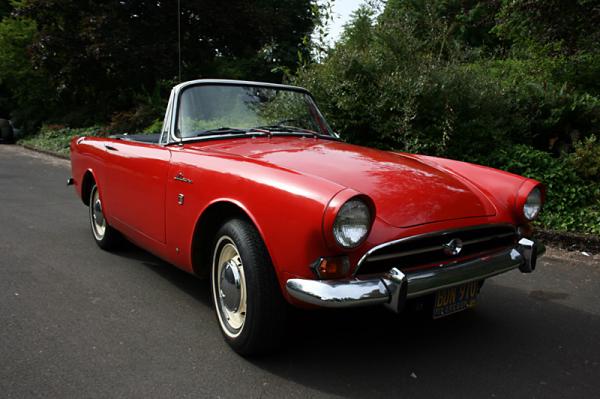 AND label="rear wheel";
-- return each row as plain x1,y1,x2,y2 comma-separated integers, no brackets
211,218,286,356
89,184,122,250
